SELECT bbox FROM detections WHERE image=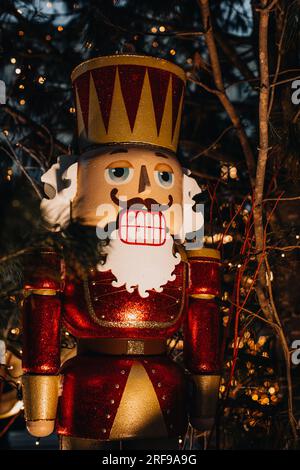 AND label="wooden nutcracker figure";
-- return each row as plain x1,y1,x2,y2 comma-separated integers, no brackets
21,55,222,450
